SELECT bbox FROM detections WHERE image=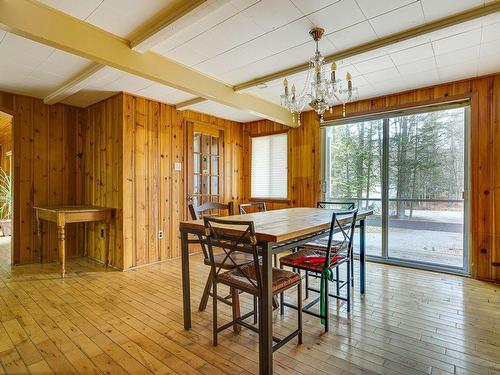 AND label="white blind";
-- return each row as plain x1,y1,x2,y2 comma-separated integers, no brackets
251,133,288,199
